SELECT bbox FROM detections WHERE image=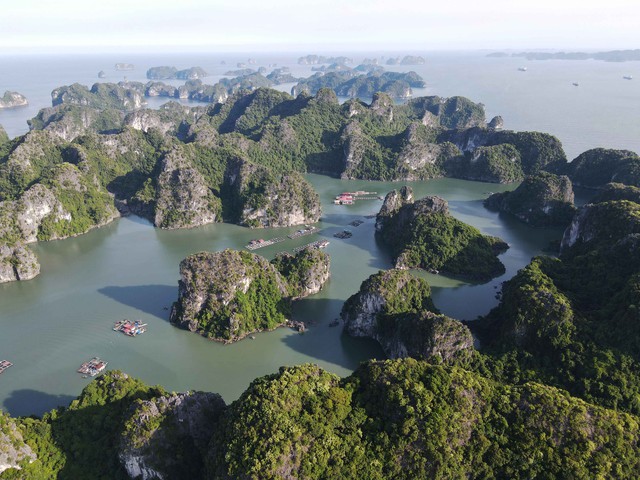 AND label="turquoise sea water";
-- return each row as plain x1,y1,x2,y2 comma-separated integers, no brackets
0,51,636,416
